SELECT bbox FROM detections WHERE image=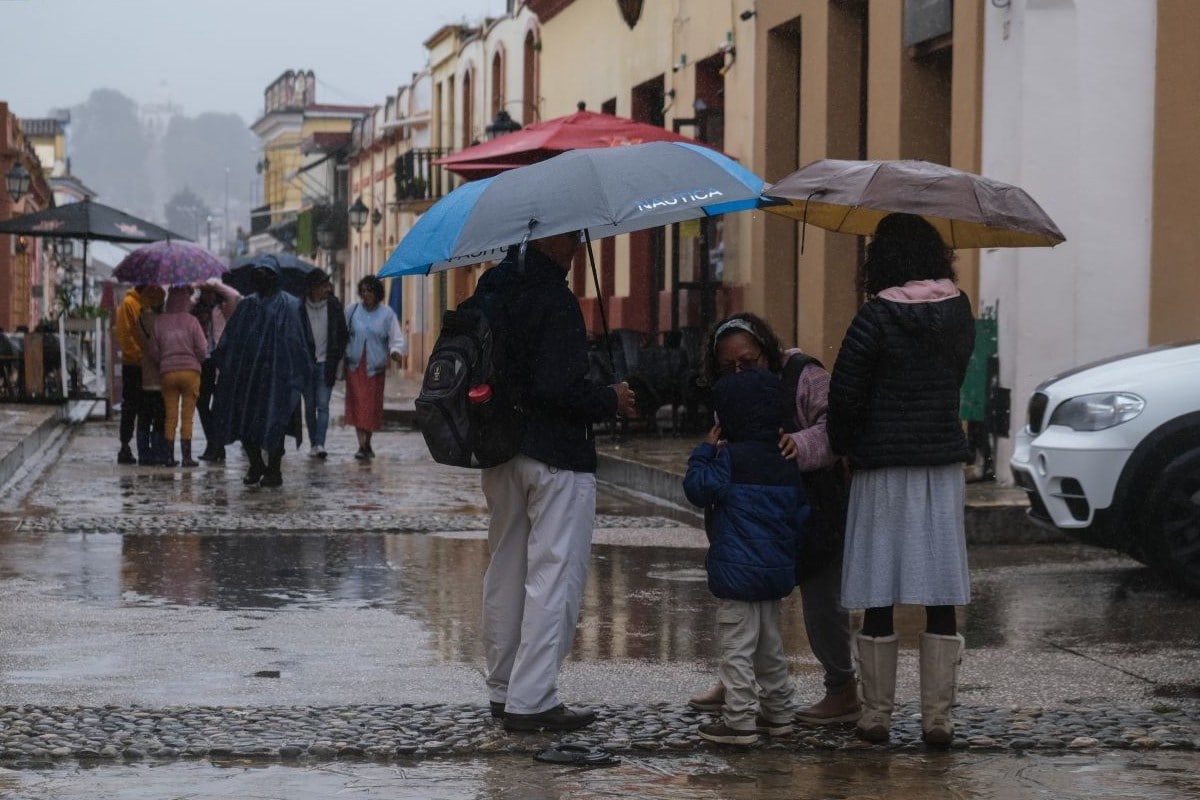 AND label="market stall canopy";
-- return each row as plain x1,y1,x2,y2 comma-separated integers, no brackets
0,197,184,243
434,109,719,179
